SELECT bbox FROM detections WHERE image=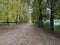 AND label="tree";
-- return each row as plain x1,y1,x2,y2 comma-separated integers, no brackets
0,0,30,24
31,0,46,27
47,0,58,31
38,0,43,27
